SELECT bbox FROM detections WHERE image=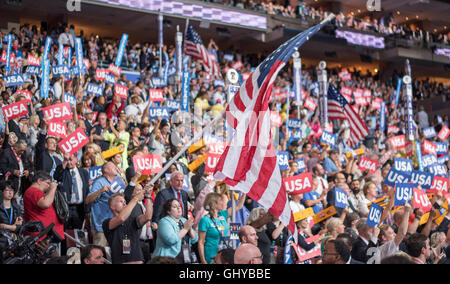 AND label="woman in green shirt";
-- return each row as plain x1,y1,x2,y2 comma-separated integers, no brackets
104,119,130,170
